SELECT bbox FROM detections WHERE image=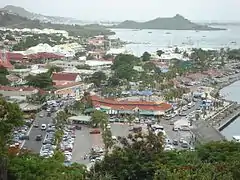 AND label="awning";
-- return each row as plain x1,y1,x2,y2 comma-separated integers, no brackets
139,110,154,115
